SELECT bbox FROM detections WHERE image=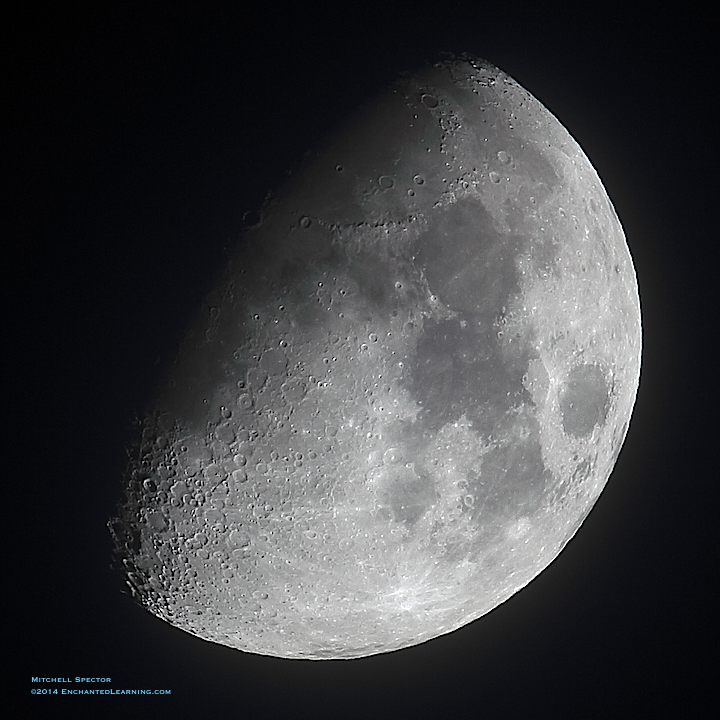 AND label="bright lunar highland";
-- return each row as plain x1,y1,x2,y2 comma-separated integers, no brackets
110,55,641,659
